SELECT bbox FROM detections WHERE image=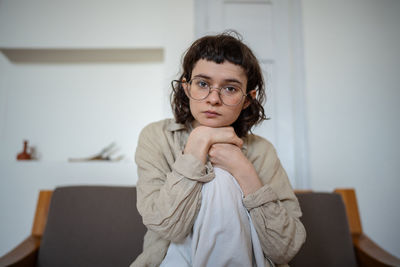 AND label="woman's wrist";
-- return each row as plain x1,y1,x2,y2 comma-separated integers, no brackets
234,163,263,196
